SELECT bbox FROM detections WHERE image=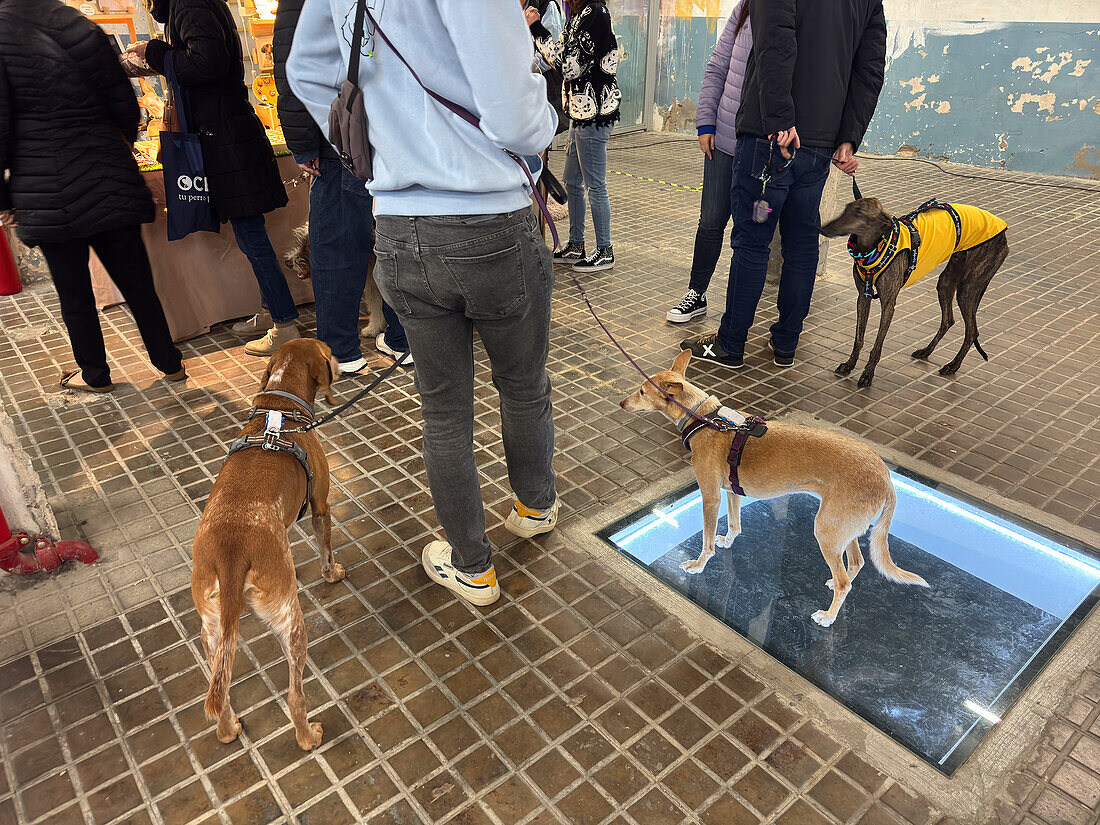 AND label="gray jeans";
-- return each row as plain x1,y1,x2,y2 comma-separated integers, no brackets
373,209,557,574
